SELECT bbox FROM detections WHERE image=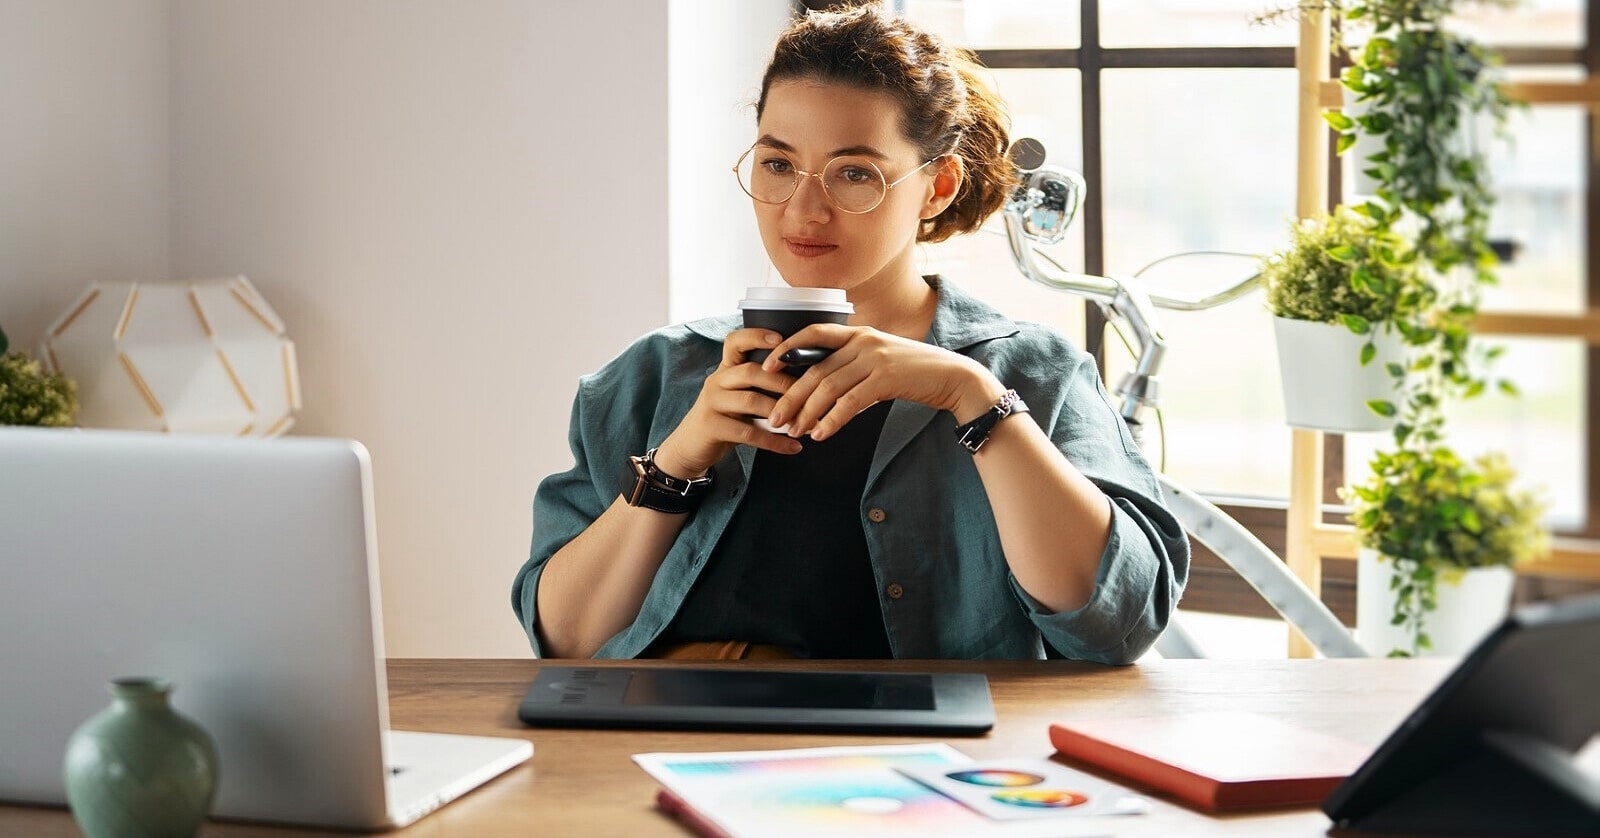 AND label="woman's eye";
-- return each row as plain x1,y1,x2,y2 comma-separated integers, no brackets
838,167,875,184
759,158,794,175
